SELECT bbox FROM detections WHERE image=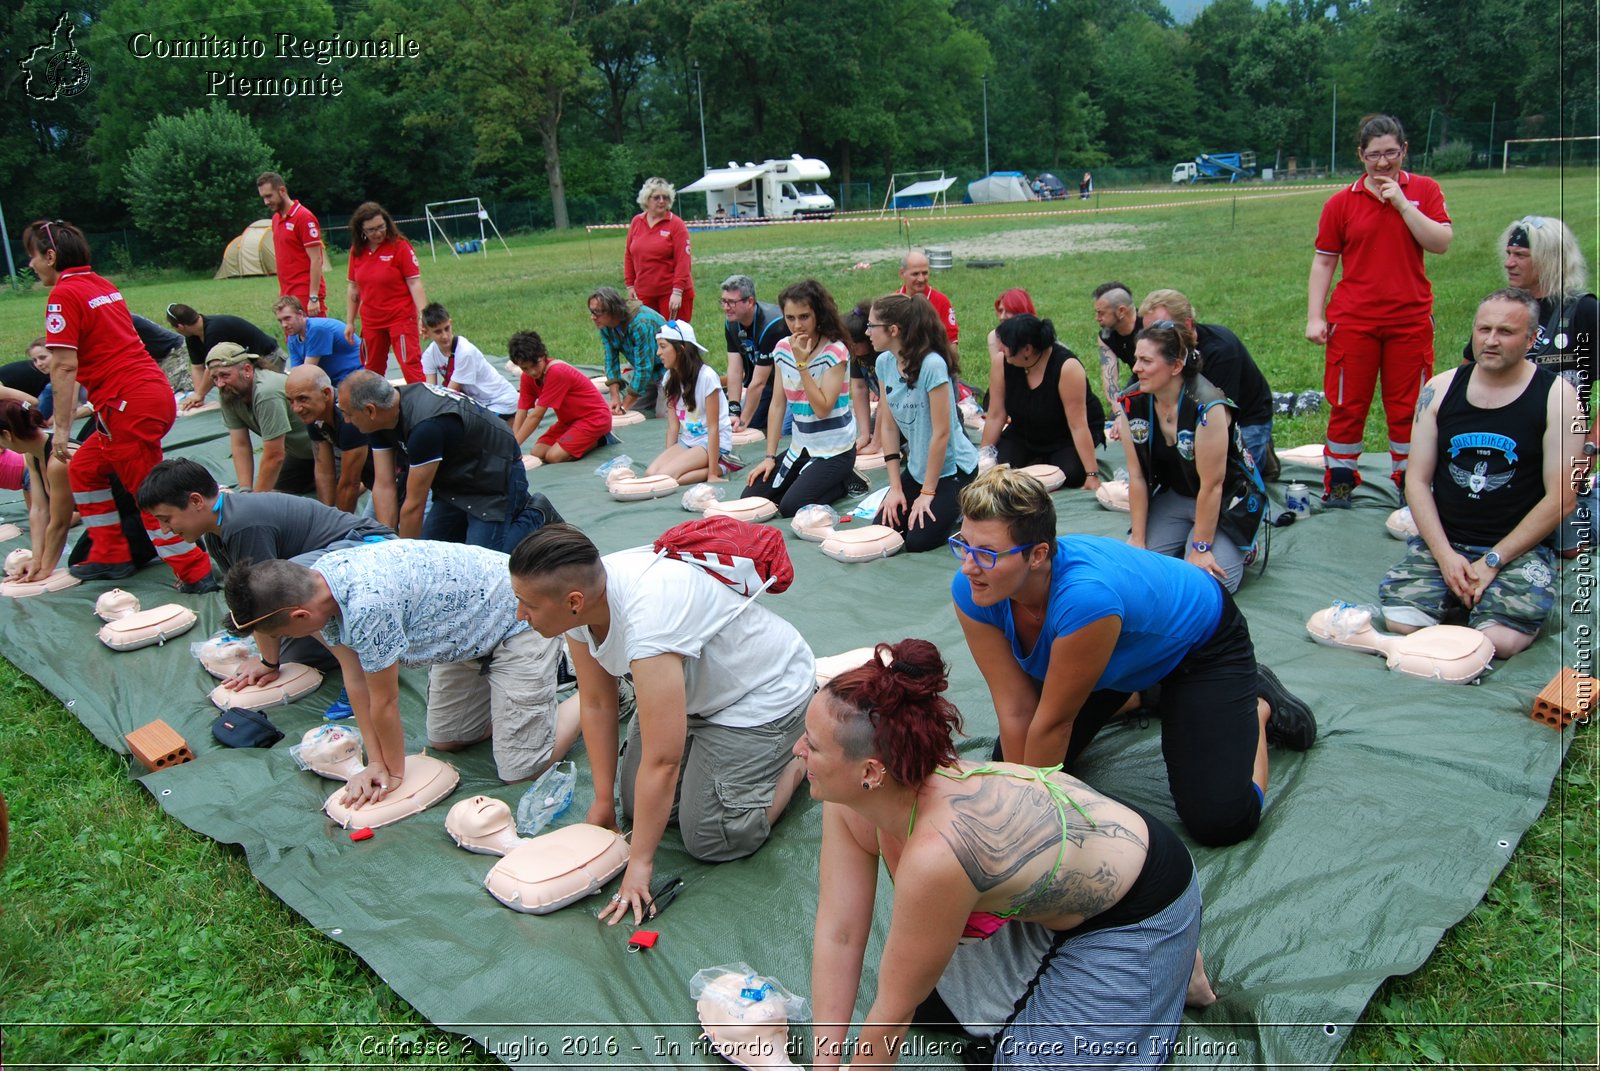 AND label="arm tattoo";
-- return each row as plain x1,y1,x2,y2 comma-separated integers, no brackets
1414,384,1436,423
1098,342,1121,406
